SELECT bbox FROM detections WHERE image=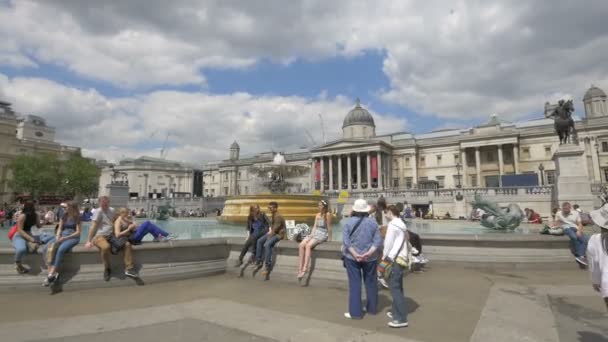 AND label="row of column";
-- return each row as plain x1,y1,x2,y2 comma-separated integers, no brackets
314,152,385,191
468,144,519,187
